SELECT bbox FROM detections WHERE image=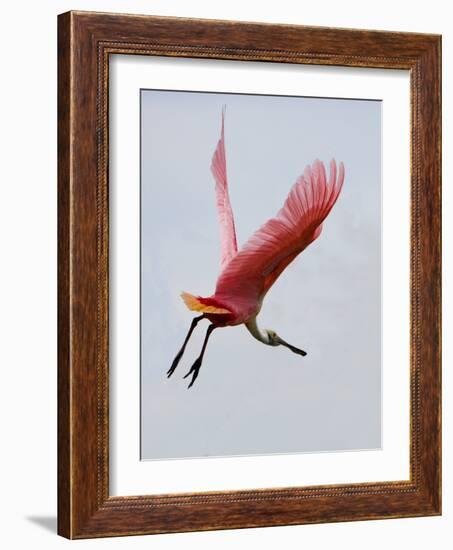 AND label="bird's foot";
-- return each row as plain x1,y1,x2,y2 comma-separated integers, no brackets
183,357,202,389
167,351,183,378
